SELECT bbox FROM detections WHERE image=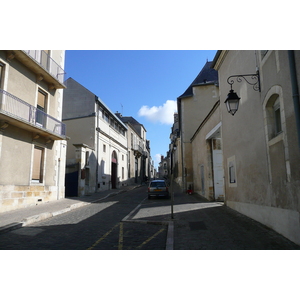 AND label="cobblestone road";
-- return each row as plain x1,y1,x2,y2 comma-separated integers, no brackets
1,183,299,250
0,187,167,250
